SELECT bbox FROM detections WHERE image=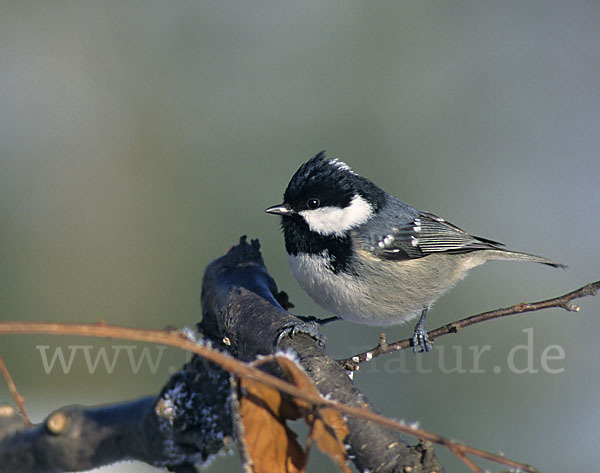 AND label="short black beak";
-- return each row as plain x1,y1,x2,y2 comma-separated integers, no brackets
265,203,293,216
